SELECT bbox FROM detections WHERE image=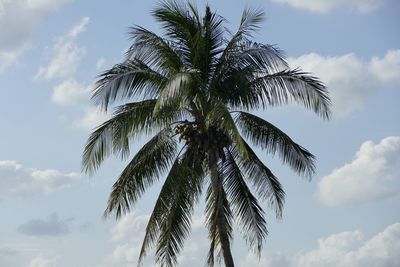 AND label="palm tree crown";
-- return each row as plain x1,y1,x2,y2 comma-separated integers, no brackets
82,1,331,267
